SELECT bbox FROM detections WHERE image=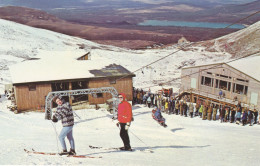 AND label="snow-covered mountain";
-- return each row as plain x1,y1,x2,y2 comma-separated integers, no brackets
198,21,260,57
0,18,235,94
